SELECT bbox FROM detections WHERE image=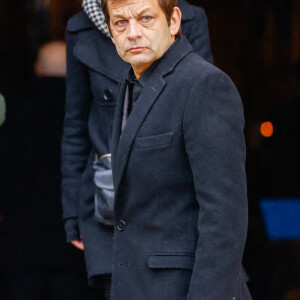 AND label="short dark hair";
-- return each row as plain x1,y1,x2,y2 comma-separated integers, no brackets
101,0,181,37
